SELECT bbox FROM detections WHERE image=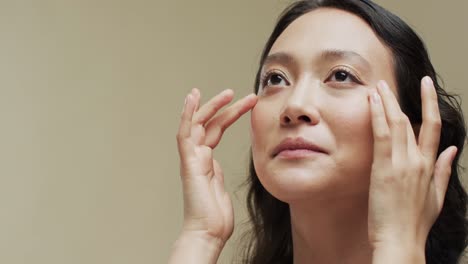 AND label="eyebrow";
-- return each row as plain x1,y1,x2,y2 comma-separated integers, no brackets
262,49,372,72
